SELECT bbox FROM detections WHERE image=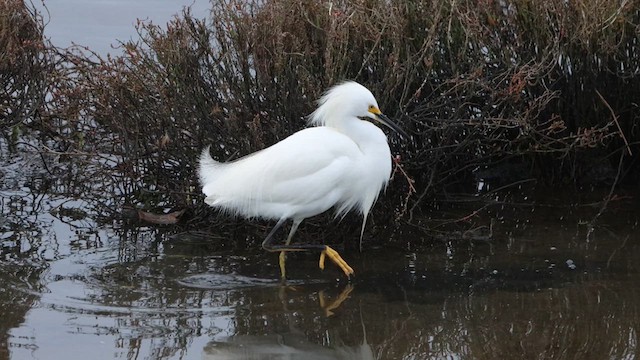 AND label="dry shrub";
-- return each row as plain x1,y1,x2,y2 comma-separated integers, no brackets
37,0,640,230
378,0,639,216
0,0,51,141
